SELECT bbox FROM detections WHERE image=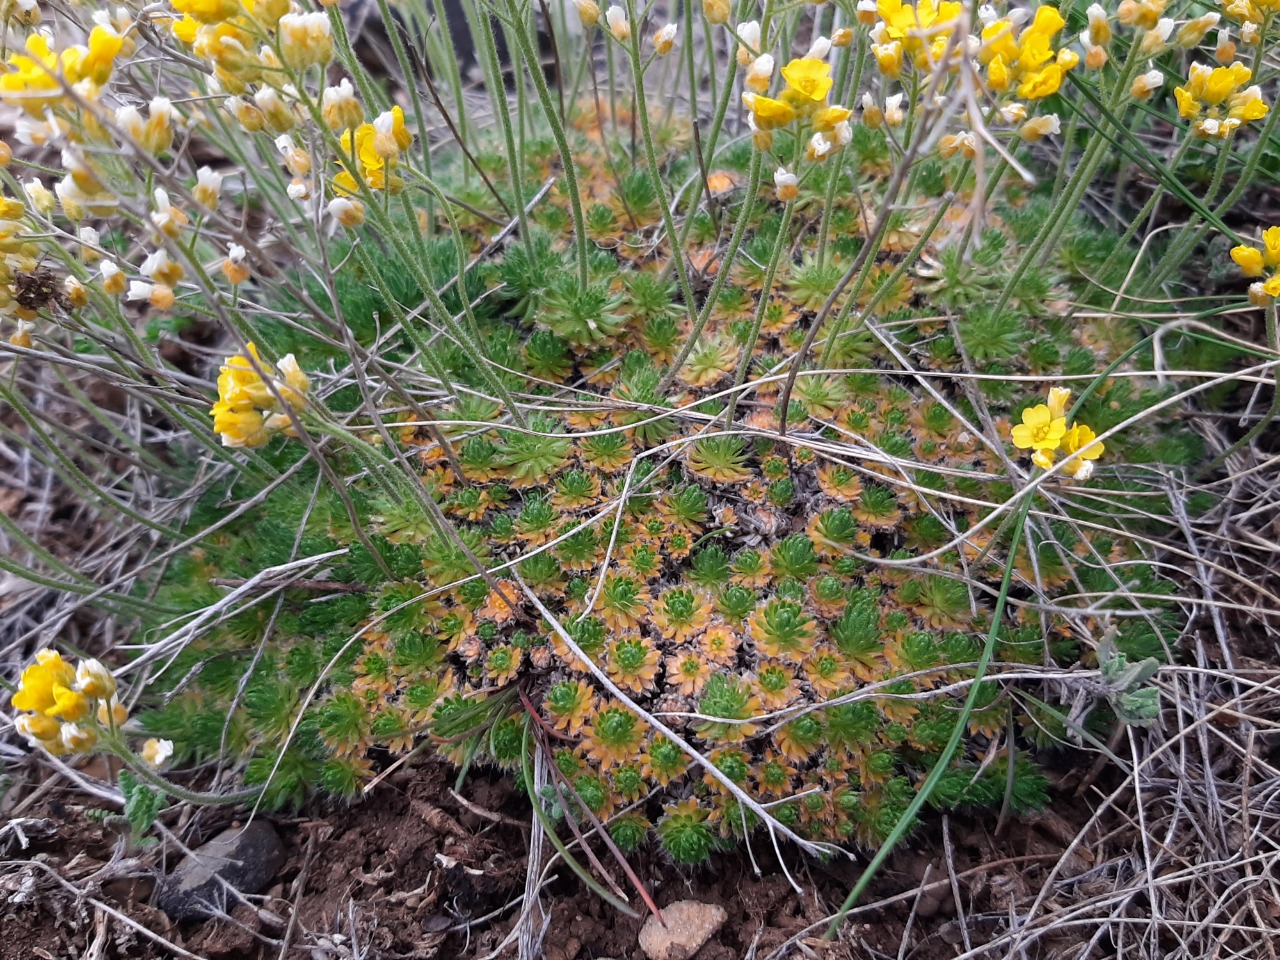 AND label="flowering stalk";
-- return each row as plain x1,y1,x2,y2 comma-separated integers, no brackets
622,0,702,383
503,0,590,292
825,492,1035,939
